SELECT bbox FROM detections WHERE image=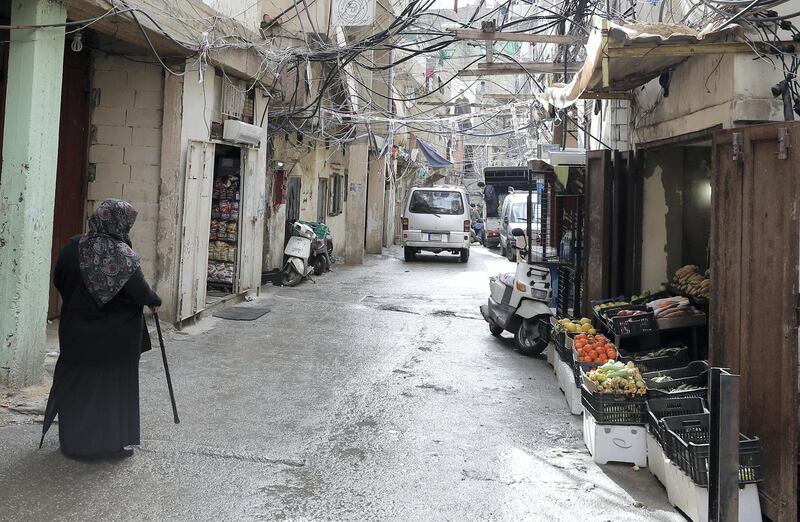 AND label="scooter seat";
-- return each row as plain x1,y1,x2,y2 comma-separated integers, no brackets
498,272,516,288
